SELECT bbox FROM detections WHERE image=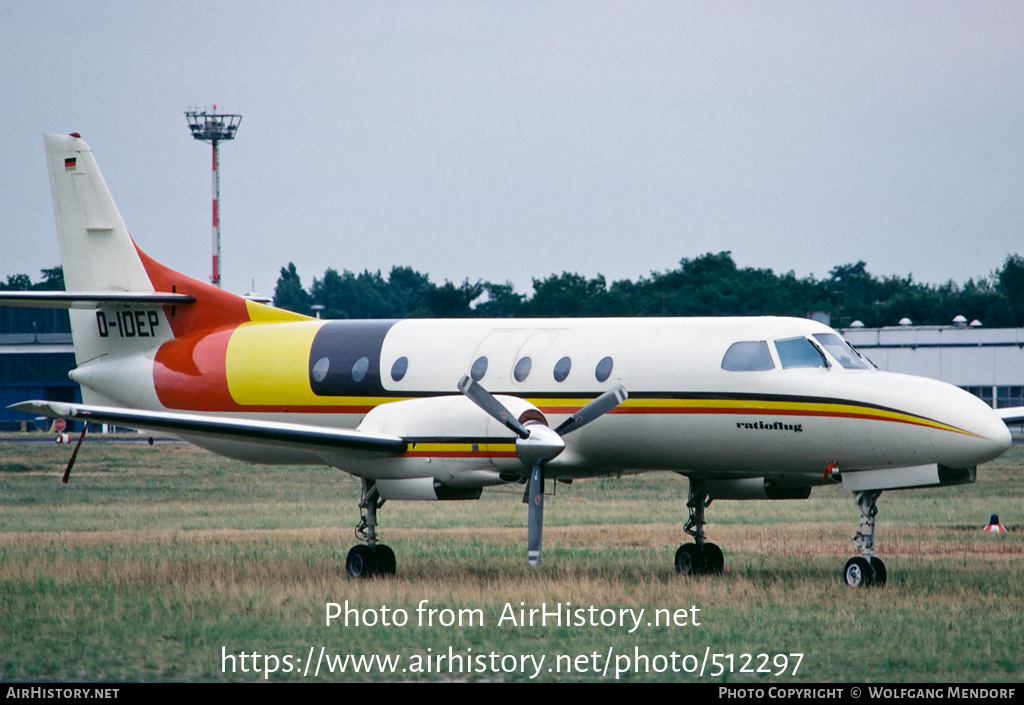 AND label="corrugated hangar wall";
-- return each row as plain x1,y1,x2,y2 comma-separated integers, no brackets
842,325,1024,409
